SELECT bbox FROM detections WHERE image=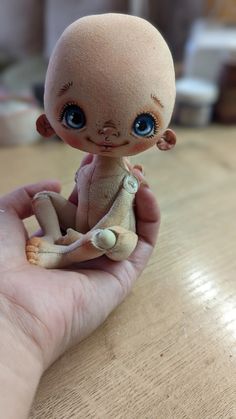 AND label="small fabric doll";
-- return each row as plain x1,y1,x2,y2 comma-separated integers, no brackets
26,13,176,268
